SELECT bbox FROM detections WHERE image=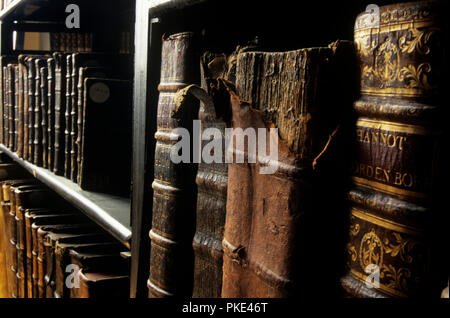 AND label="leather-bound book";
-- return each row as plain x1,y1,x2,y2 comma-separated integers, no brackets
43,227,107,298
68,244,129,298
187,53,230,298
26,57,35,162
39,66,48,168
34,58,46,166
64,54,72,178
6,64,15,150
0,56,16,145
148,32,199,298
17,57,26,158
54,235,118,298
13,65,19,152
341,1,448,298
13,185,48,297
20,56,29,160
71,53,132,183
78,78,132,196
220,41,353,297
52,53,67,176
47,58,55,170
